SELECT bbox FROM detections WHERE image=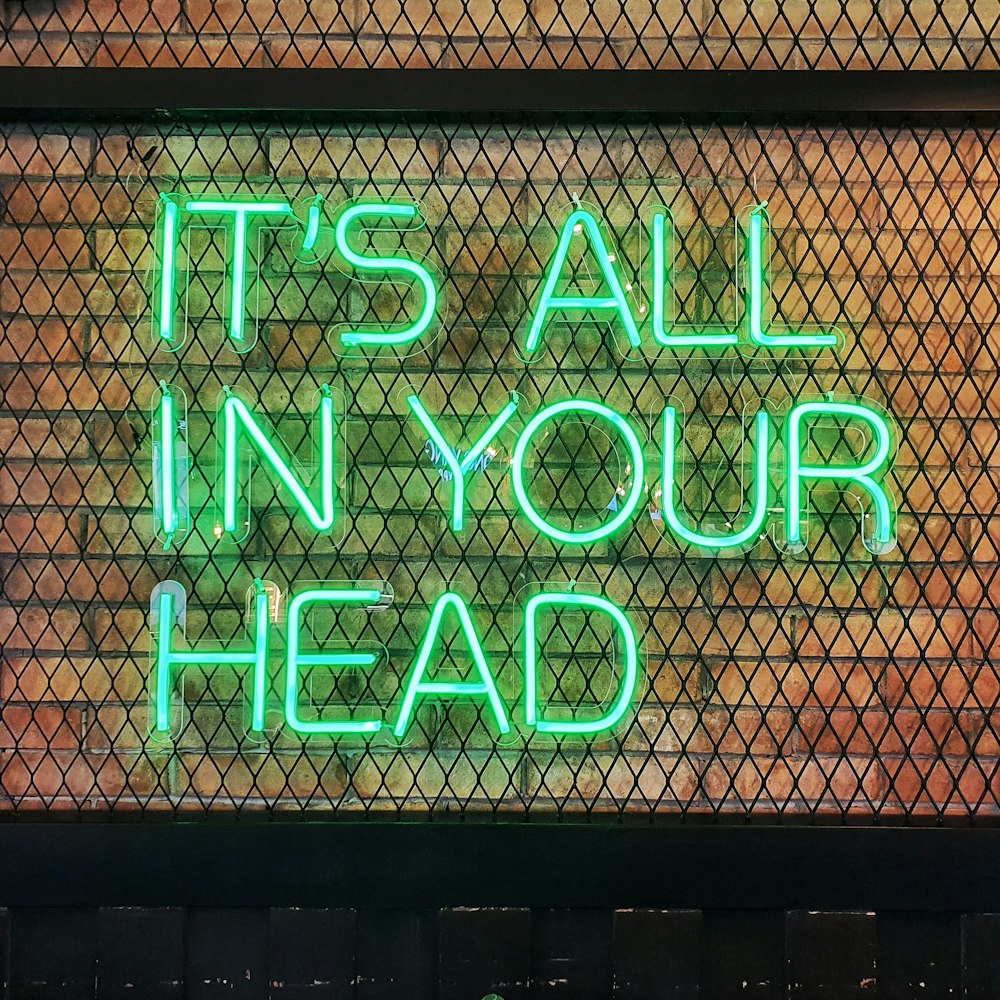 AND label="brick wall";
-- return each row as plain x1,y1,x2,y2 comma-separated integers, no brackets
0,117,995,817
1,0,999,69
